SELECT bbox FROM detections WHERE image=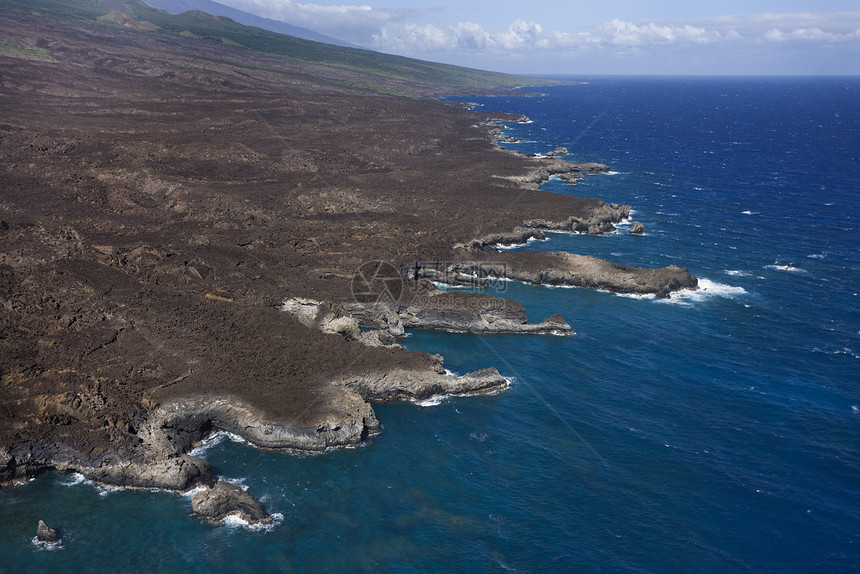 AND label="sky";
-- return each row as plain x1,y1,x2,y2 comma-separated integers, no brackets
211,0,860,75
